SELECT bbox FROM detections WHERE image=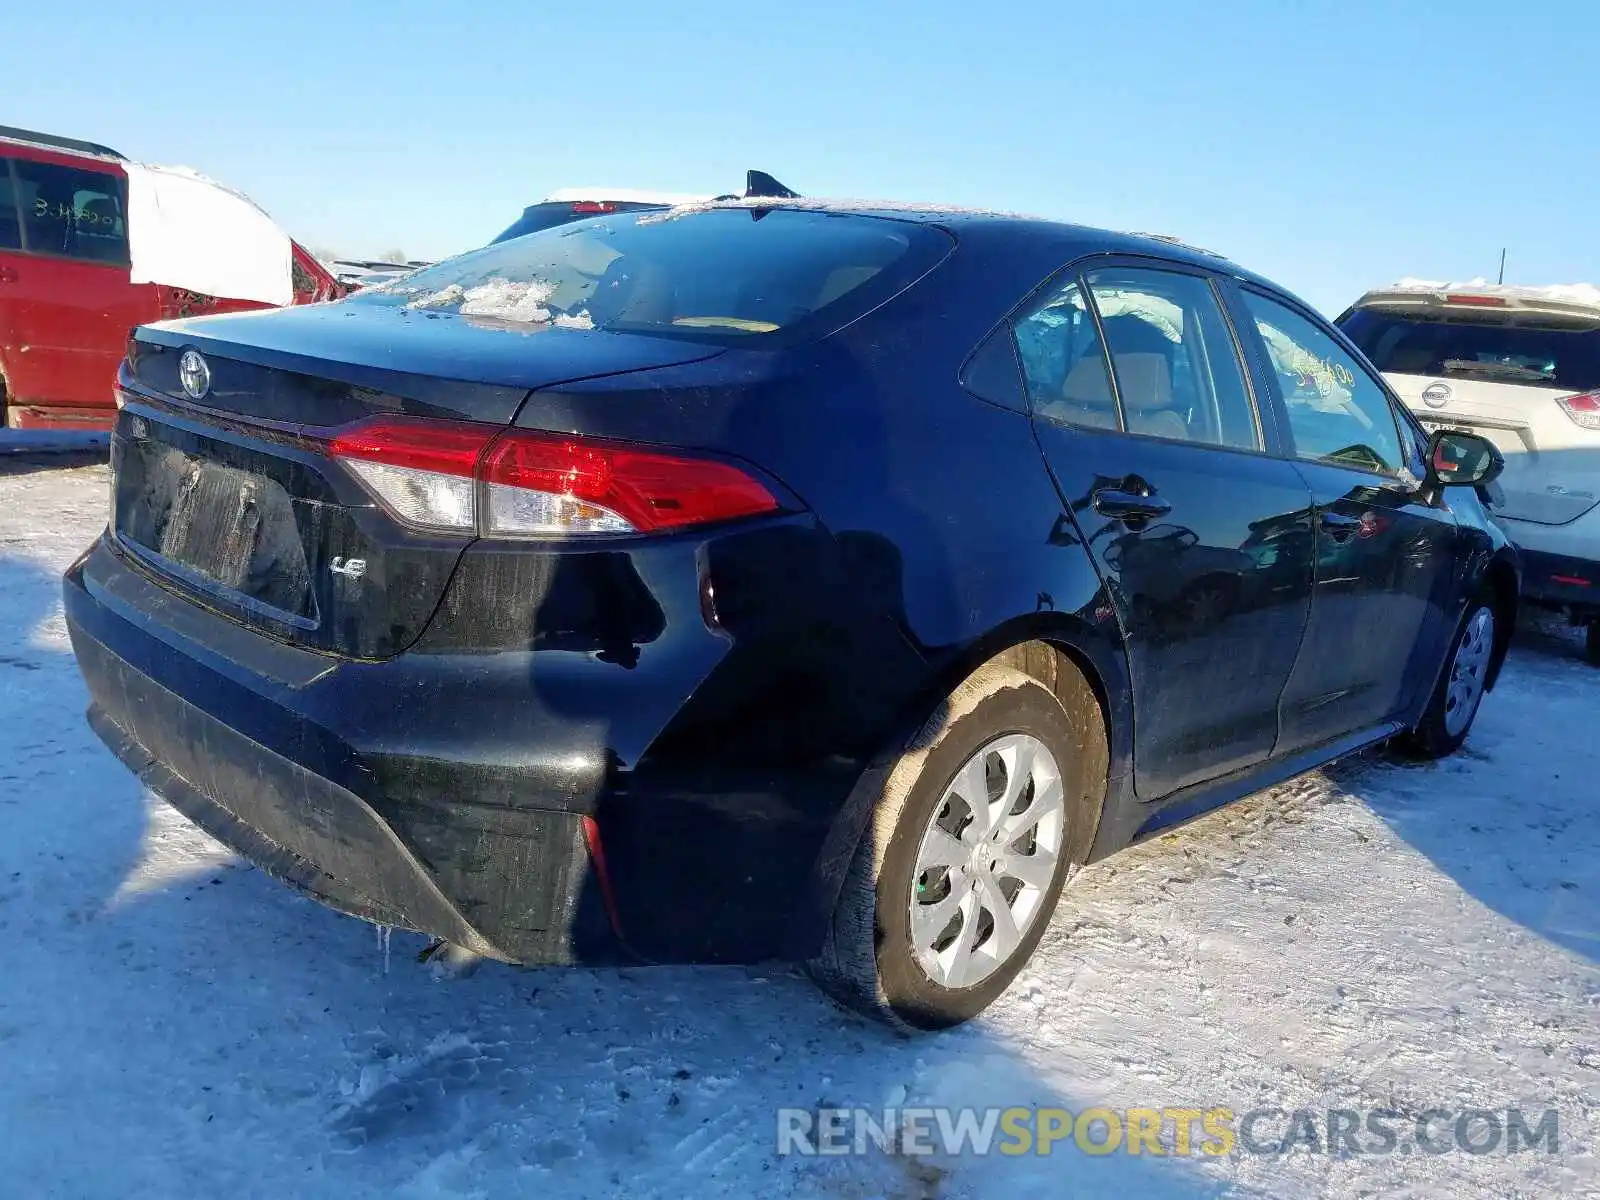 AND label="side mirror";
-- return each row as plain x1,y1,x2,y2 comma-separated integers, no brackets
1426,430,1504,488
